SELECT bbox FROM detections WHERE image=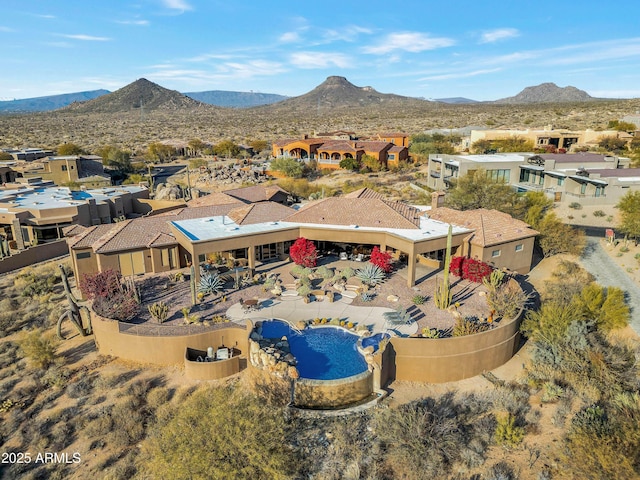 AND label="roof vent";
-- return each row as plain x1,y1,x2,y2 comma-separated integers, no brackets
225,227,238,231
350,225,359,228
